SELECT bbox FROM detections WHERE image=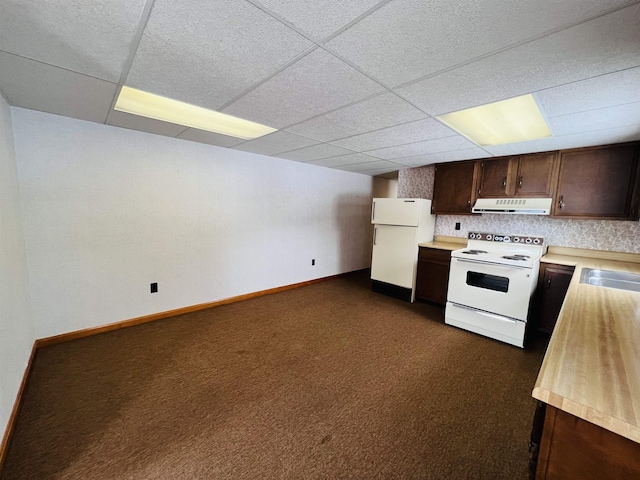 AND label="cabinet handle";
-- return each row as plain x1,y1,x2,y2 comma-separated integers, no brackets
558,195,564,209
467,198,471,206
502,177,506,188
519,176,523,188
547,278,552,289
